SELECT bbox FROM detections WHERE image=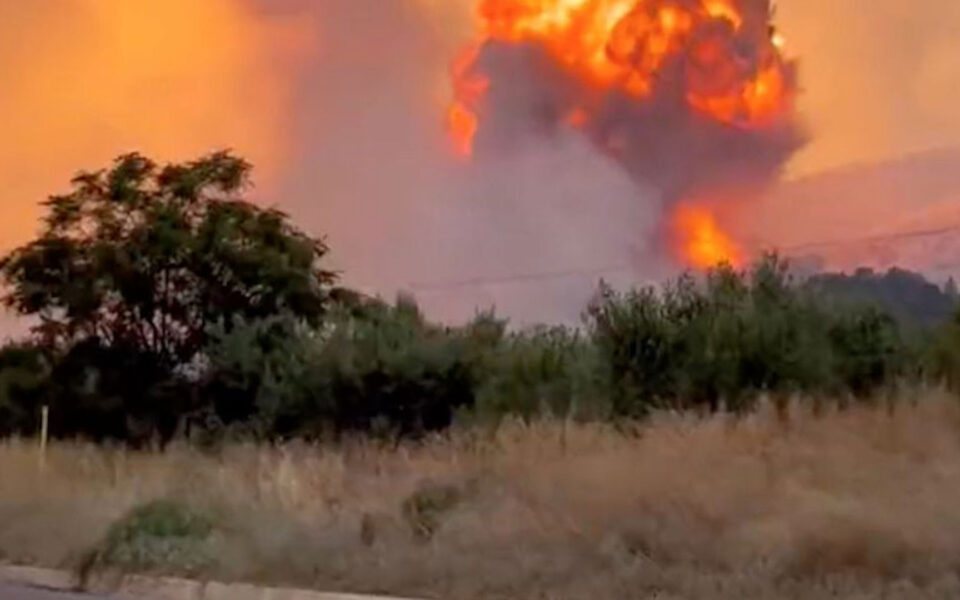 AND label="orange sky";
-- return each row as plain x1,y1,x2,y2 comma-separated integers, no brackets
0,0,314,250
4,0,960,315
6,0,960,237
410,0,960,178
776,0,960,177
